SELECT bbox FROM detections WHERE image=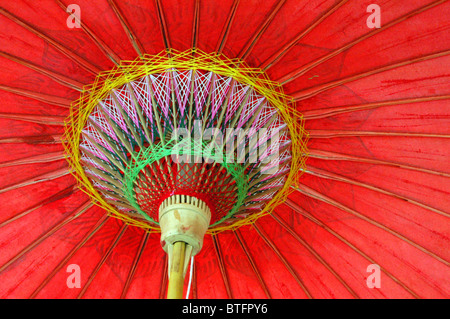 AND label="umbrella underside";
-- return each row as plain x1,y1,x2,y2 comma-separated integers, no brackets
0,0,448,299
